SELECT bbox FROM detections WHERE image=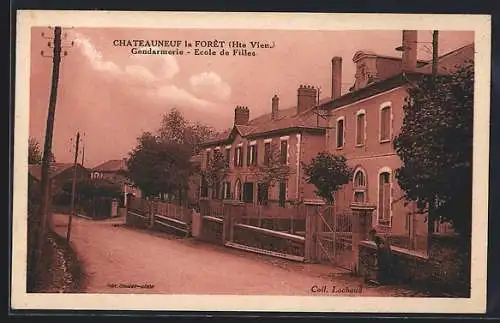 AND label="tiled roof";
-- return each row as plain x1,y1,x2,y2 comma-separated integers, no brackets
202,104,328,146
319,43,474,110
416,43,474,74
28,163,85,182
92,159,127,172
